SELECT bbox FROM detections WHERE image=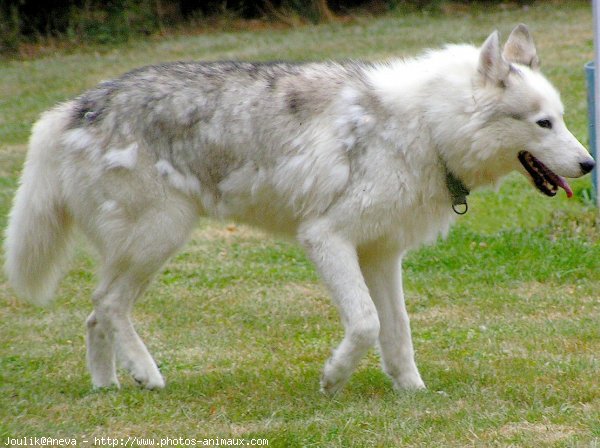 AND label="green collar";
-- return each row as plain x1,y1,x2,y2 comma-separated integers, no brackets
442,161,470,215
